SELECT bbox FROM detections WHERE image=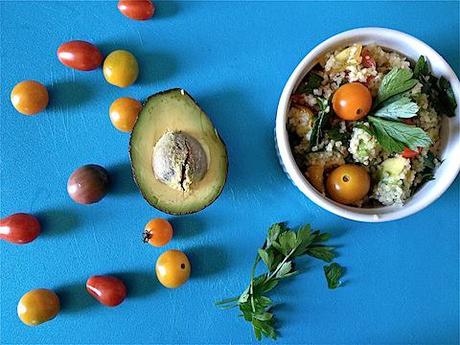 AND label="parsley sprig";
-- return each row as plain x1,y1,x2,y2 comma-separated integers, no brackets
216,223,344,341
414,55,457,117
310,97,330,147
366,67,432,153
